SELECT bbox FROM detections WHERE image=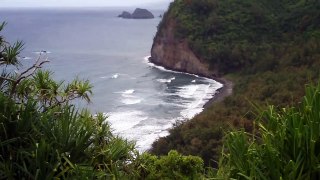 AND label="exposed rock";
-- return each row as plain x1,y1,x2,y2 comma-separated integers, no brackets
118,8,154,19
118,11,132,19
131,8,154,19
150,19,217,78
